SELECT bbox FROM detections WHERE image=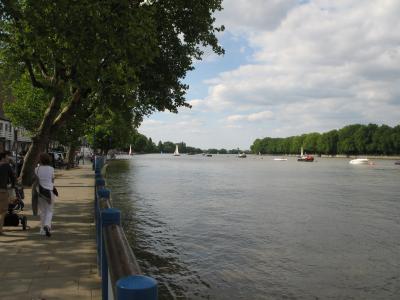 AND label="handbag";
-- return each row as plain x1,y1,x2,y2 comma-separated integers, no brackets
53,187,59,197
